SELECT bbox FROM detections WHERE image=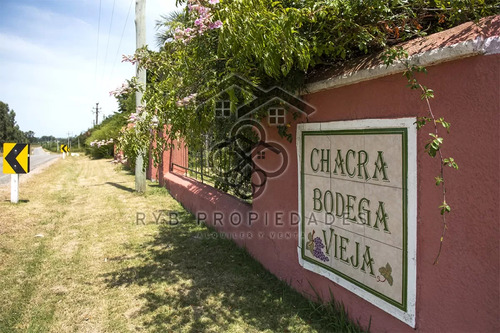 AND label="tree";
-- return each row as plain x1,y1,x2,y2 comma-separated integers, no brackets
24,131,35,143
0,101,27,148
83,90,136,159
